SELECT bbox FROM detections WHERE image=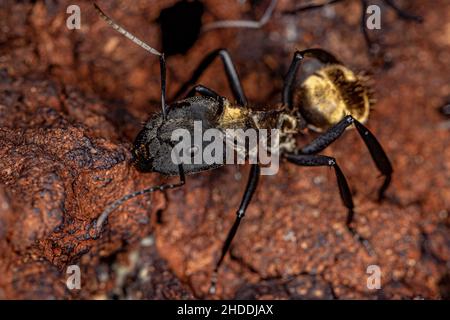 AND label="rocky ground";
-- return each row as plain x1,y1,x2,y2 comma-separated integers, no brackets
0,0,448,299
